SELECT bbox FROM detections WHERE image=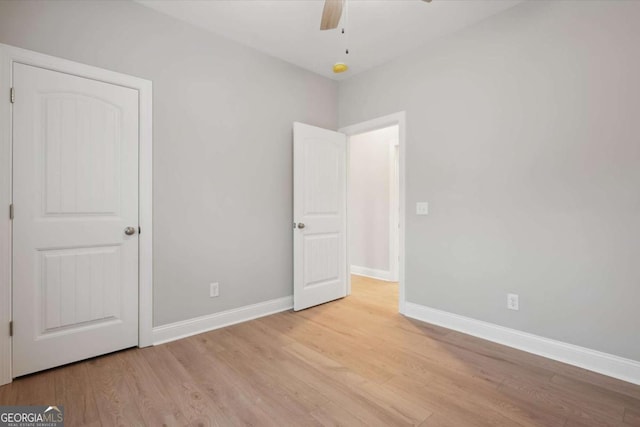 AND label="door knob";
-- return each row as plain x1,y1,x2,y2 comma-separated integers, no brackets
124,226,137,236
297,223,305,229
